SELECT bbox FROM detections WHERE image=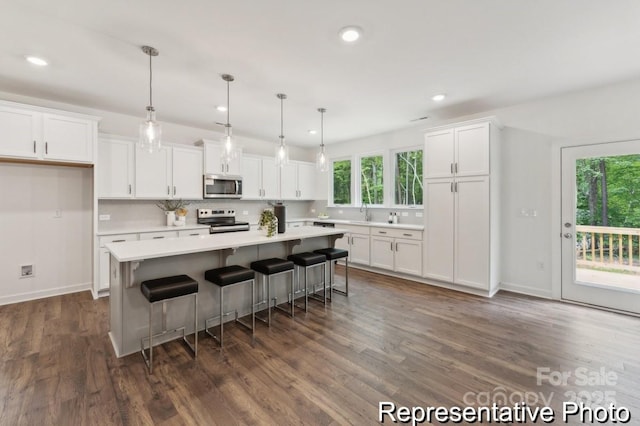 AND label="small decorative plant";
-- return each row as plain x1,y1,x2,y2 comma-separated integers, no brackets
156,199,189,212
258,209,278,237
